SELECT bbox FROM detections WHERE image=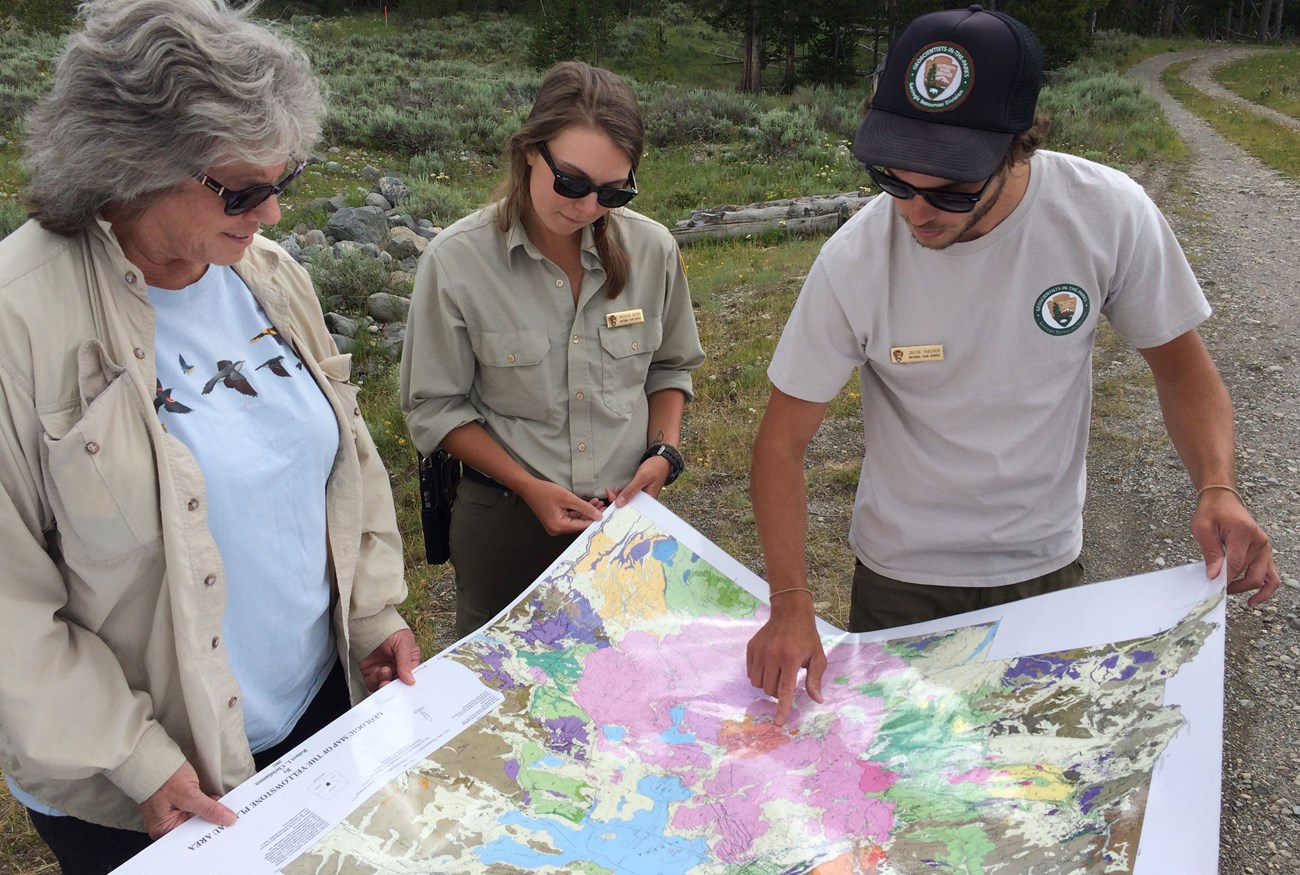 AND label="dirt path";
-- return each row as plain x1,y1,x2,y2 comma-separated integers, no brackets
1122,48,1300,872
